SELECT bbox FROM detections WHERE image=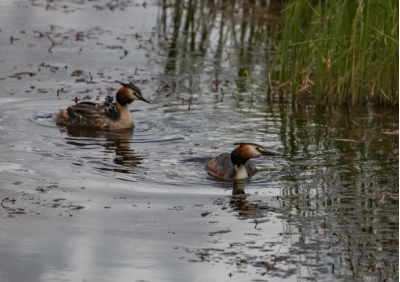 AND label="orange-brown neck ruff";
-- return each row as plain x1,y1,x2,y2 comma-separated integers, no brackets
230,144,253,167
116,87,133,106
